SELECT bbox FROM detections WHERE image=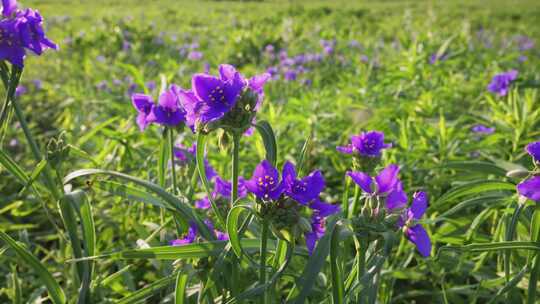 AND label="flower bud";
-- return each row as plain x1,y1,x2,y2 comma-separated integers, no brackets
506,169,530,179
298,217,313,233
